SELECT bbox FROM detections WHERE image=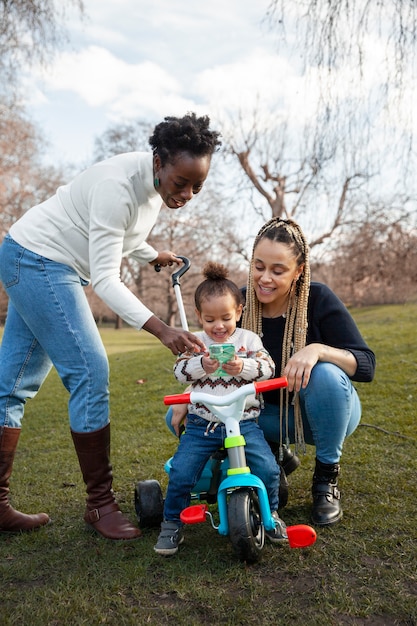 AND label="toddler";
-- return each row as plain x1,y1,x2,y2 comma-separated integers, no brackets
154,262,288,556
